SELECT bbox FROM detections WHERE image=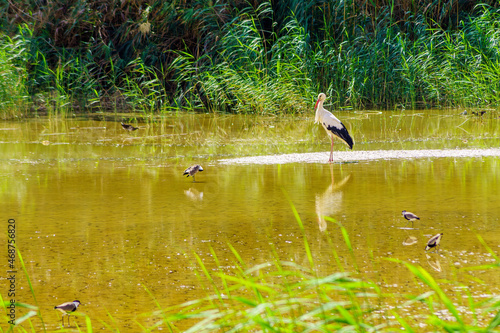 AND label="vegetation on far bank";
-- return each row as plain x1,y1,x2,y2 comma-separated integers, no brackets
2,1,500,117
